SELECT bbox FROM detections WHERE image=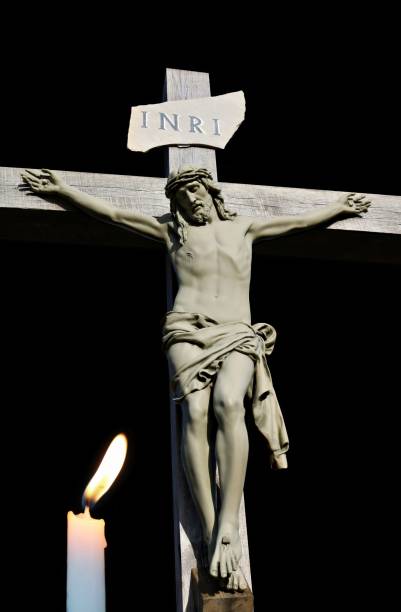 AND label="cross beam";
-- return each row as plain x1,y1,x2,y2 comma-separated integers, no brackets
1,166,400,262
